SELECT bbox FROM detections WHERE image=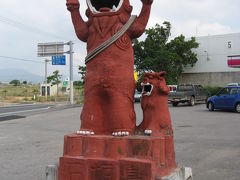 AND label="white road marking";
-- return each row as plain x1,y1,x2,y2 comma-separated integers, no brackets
0,107,51,116
0,103,38,108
